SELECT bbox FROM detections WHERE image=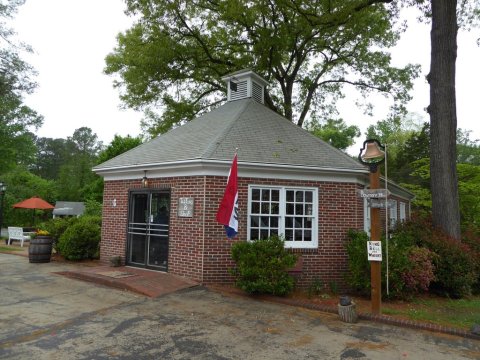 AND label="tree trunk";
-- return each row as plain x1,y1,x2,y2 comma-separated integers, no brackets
428,0,461,240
